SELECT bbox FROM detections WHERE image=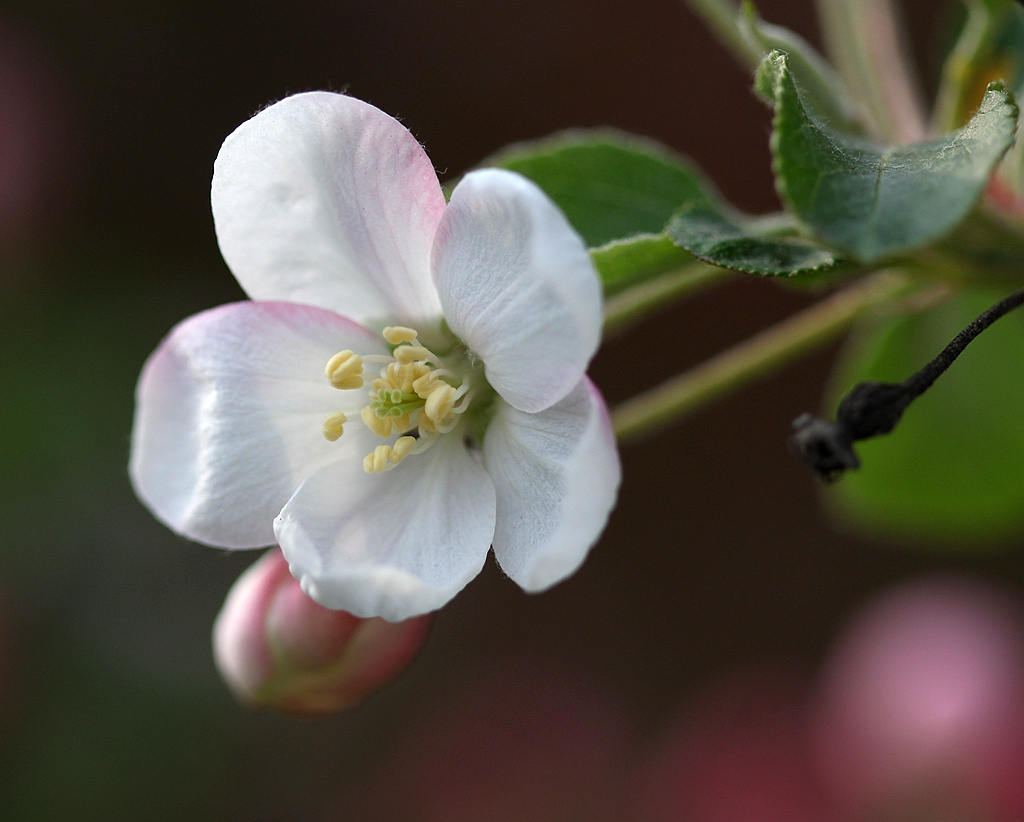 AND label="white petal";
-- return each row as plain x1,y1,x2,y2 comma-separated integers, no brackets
483,378,620,592
130,301,386,549
432,168,602,413
275,432,496,621
212,92,445,327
